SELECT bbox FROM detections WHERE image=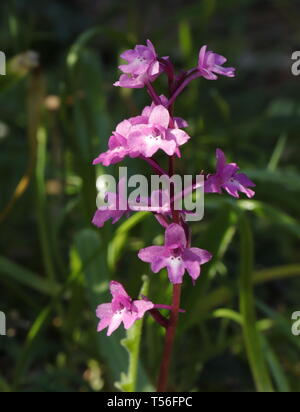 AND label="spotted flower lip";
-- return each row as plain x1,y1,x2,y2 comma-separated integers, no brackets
114,40,162,89
198,45,236,80
138,223,212,285
205,149,256,198
96,281,154,336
